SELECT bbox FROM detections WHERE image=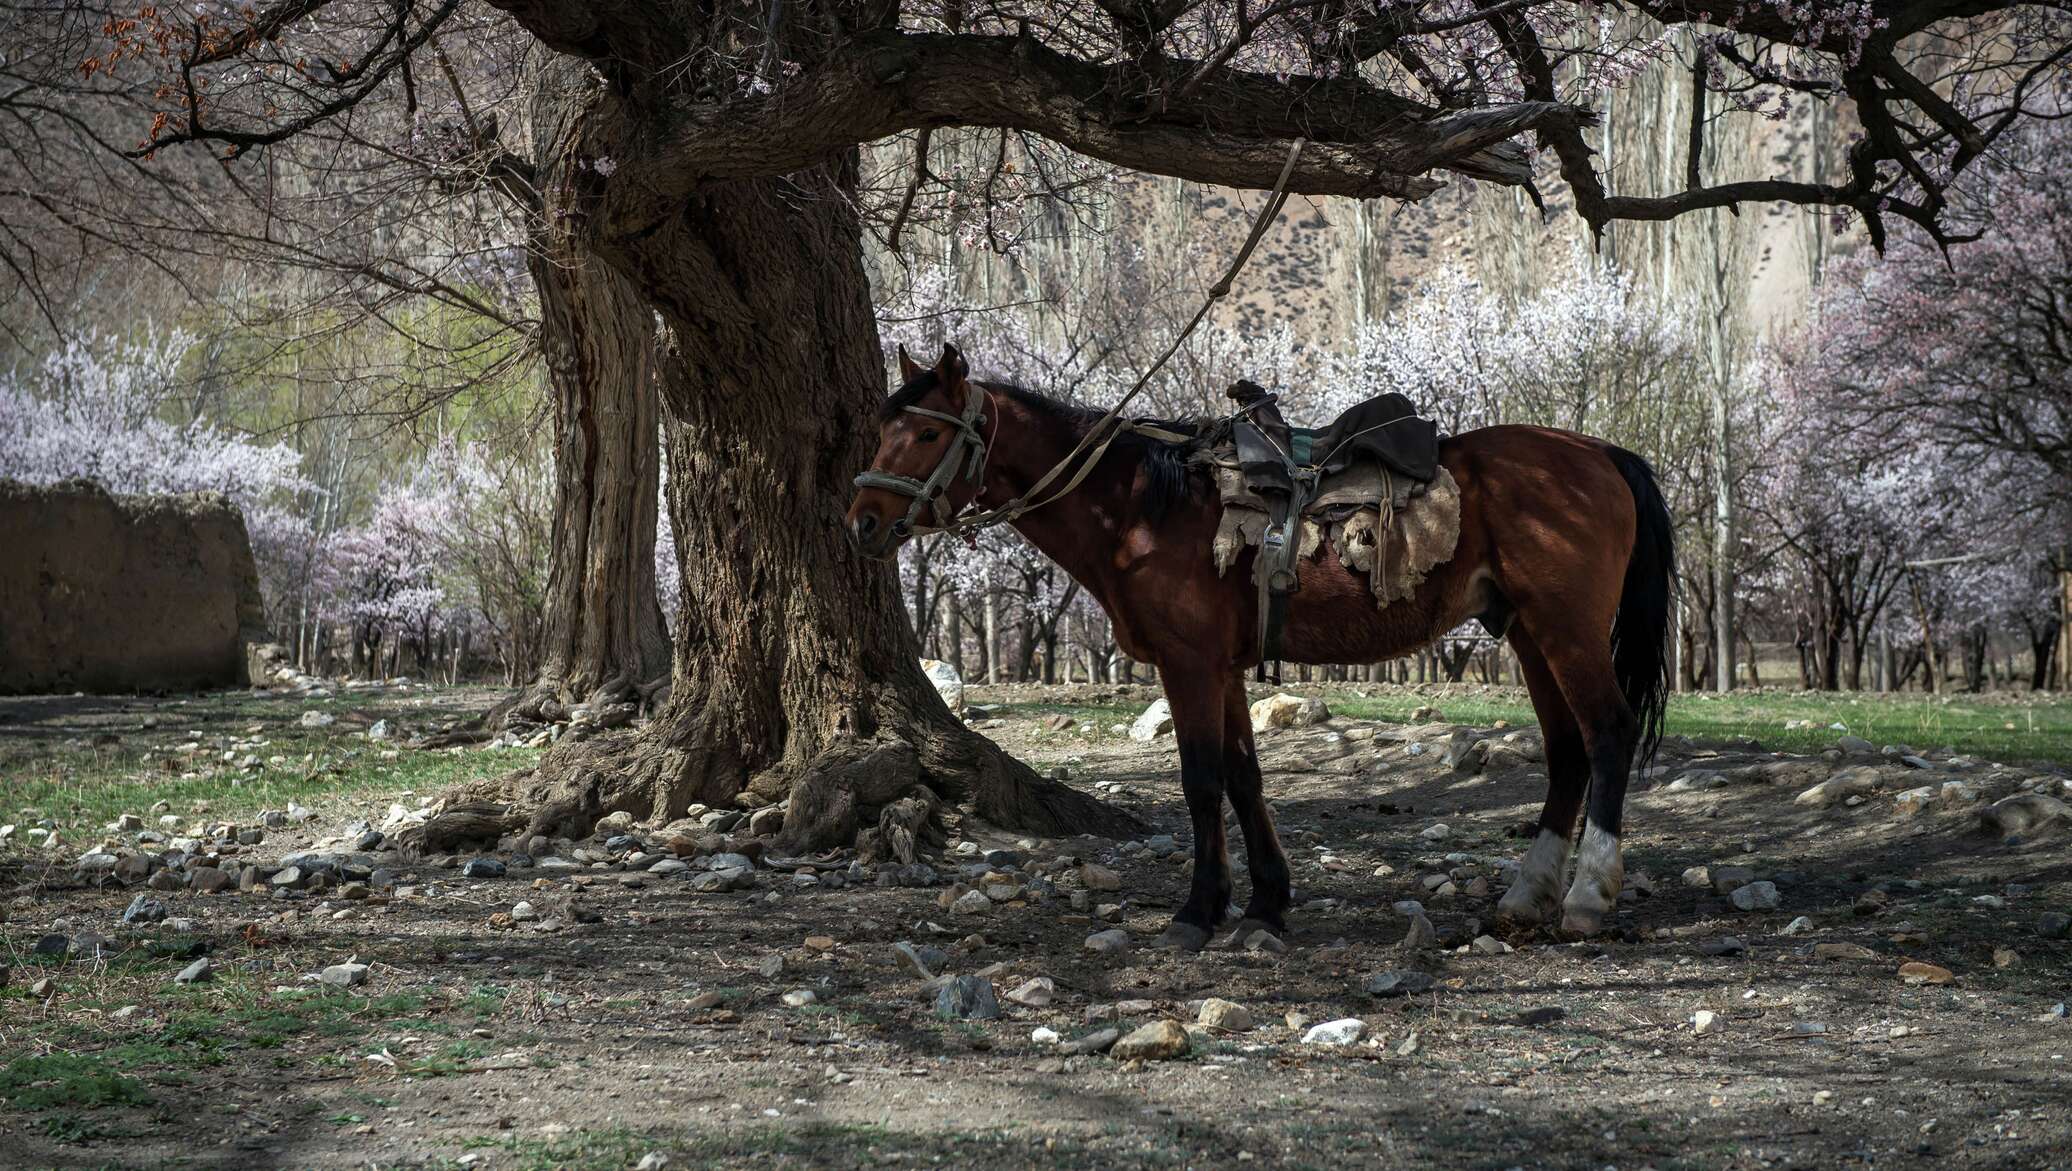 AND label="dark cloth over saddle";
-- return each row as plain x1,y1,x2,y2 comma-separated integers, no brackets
1229,380,1438,497
1219,381,1444,663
